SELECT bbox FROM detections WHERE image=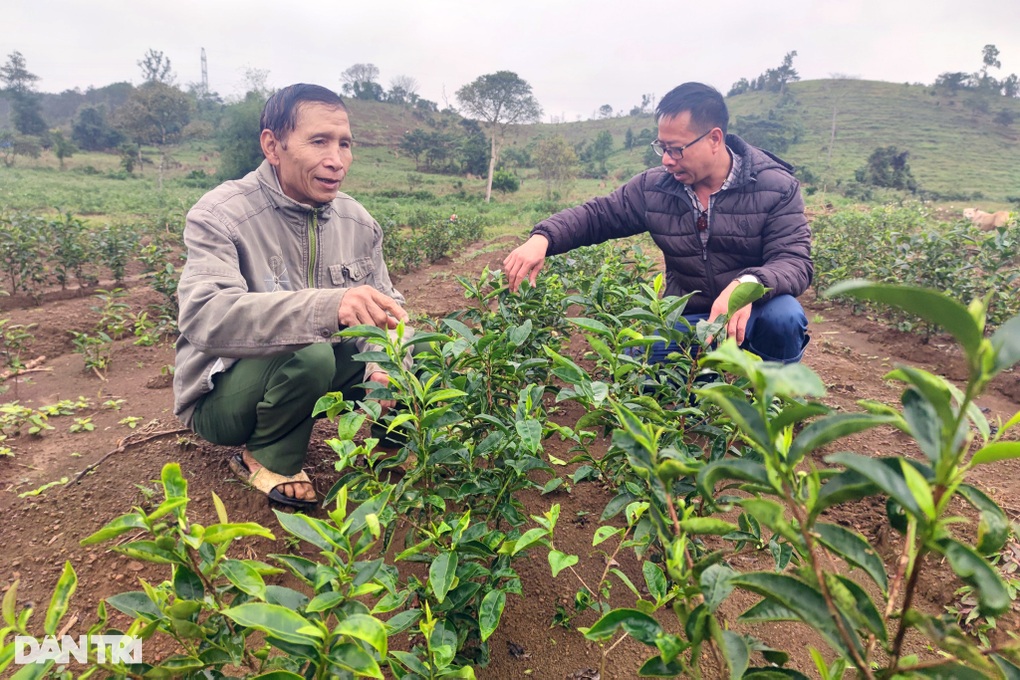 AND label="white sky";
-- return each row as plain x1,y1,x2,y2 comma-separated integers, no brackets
6,0,1020,121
